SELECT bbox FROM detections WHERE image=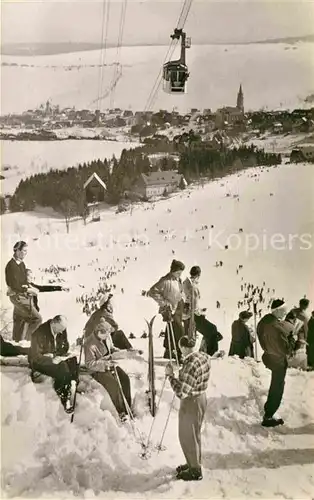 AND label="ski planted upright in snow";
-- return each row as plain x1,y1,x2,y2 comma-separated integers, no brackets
146,316,156,417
